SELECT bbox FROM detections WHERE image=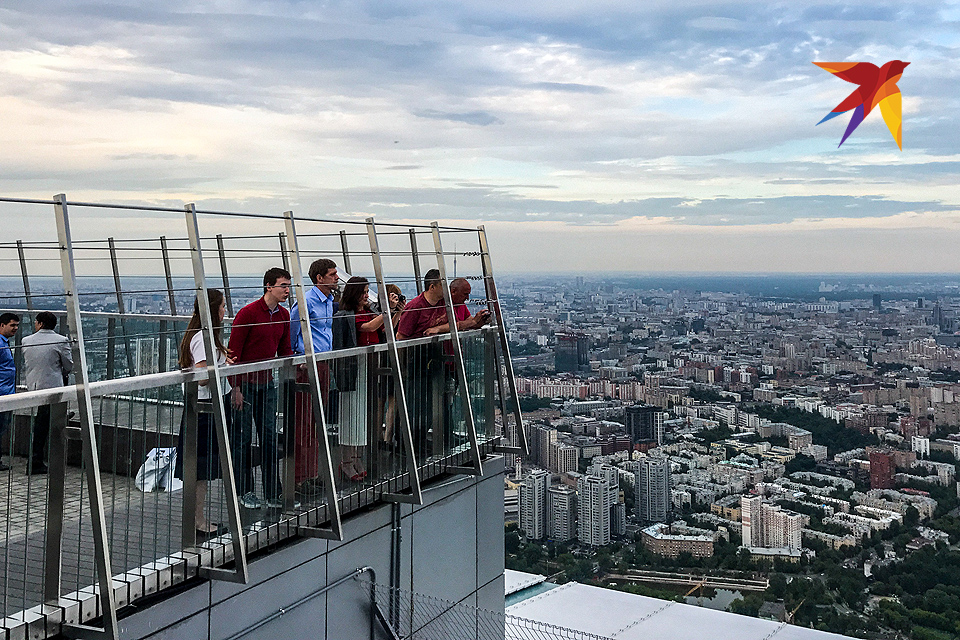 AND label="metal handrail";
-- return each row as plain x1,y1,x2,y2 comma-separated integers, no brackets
0,327,494,412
